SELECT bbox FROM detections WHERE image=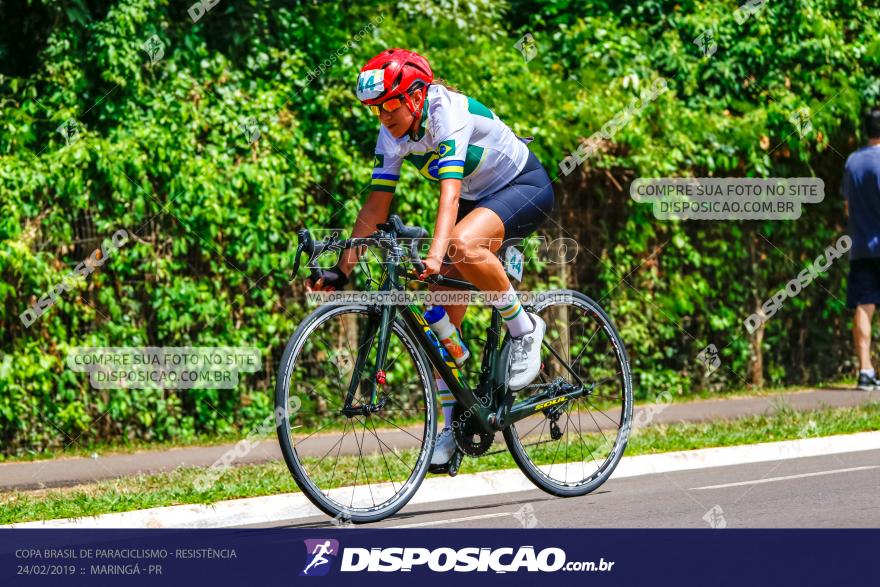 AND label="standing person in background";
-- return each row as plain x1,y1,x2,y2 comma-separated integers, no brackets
843,108,880,390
